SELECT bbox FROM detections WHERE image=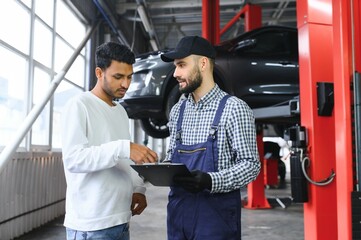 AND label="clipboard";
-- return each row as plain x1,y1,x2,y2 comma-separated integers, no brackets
131,163,191,186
